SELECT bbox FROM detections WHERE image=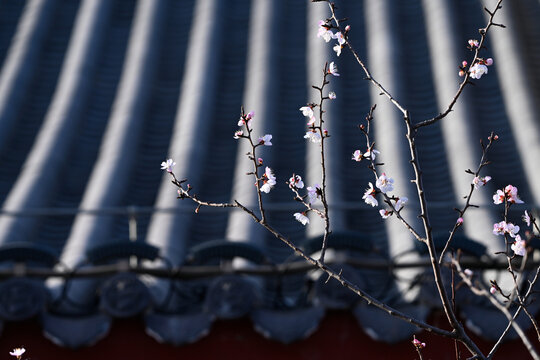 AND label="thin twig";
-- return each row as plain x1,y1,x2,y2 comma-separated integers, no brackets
439,132,497,263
